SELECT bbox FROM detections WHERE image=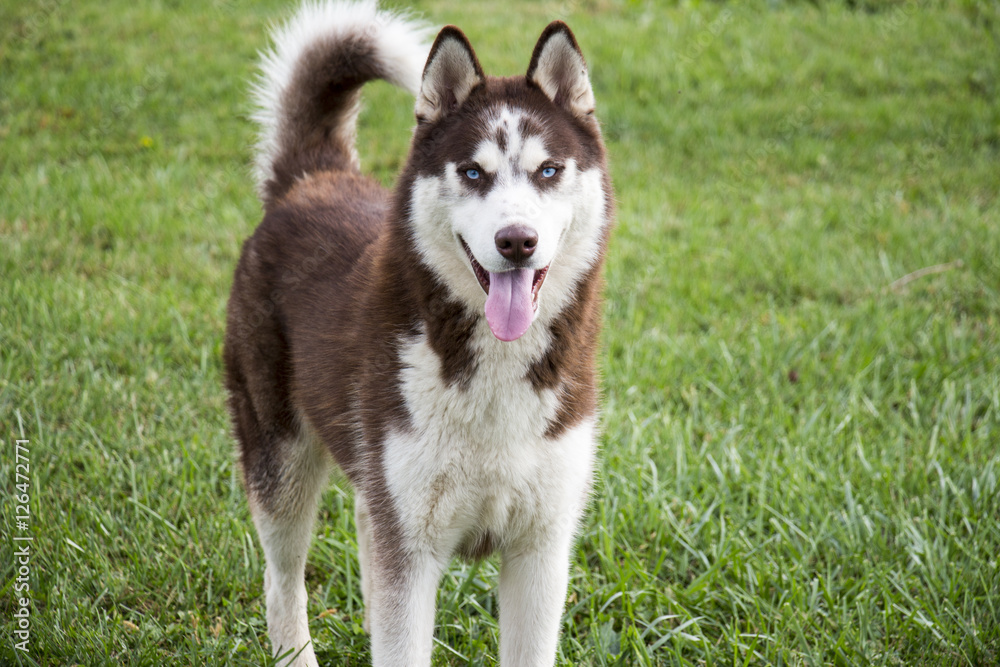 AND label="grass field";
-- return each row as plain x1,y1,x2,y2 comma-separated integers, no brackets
2,0,999,664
